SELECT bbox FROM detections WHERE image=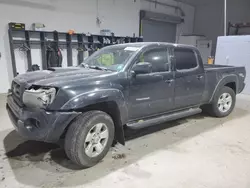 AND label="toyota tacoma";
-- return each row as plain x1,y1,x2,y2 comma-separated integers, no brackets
6,42,246,168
